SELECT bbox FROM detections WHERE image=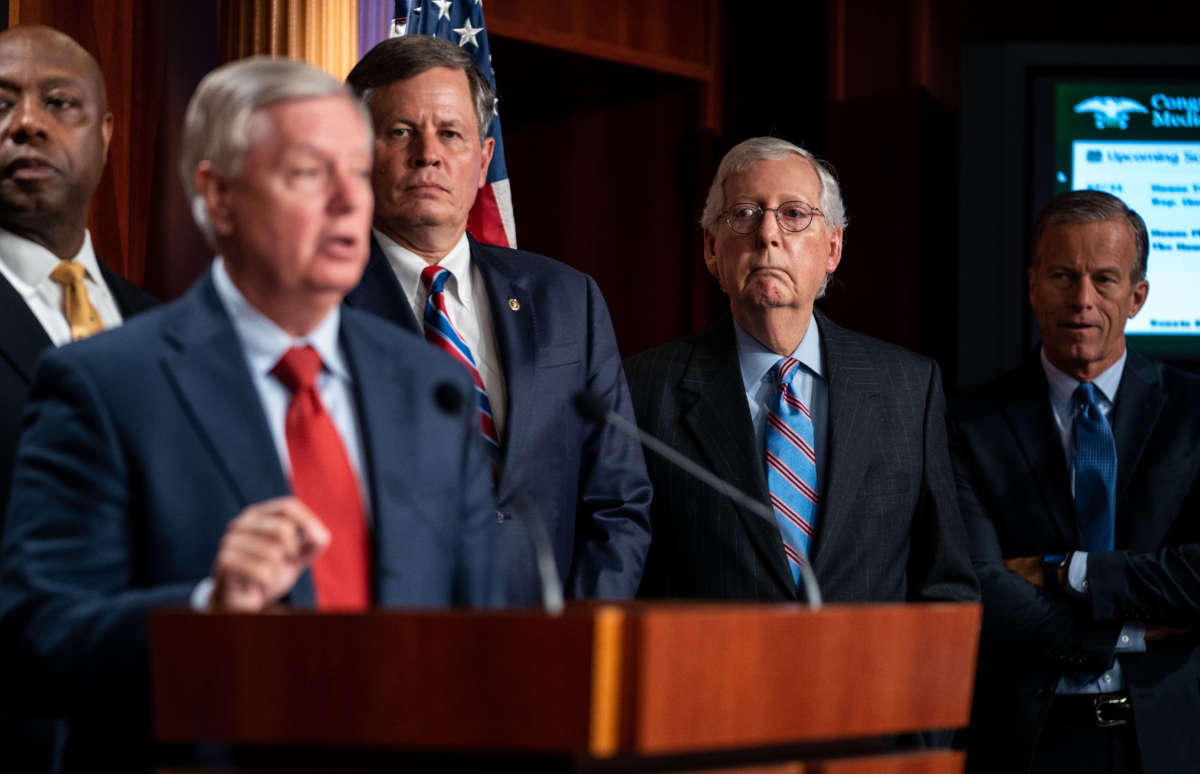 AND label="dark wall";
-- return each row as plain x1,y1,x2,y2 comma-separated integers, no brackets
488,39,714,358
